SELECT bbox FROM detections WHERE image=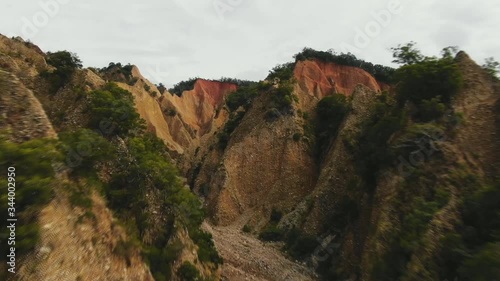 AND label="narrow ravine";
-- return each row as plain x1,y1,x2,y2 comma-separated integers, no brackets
202,215,318,281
